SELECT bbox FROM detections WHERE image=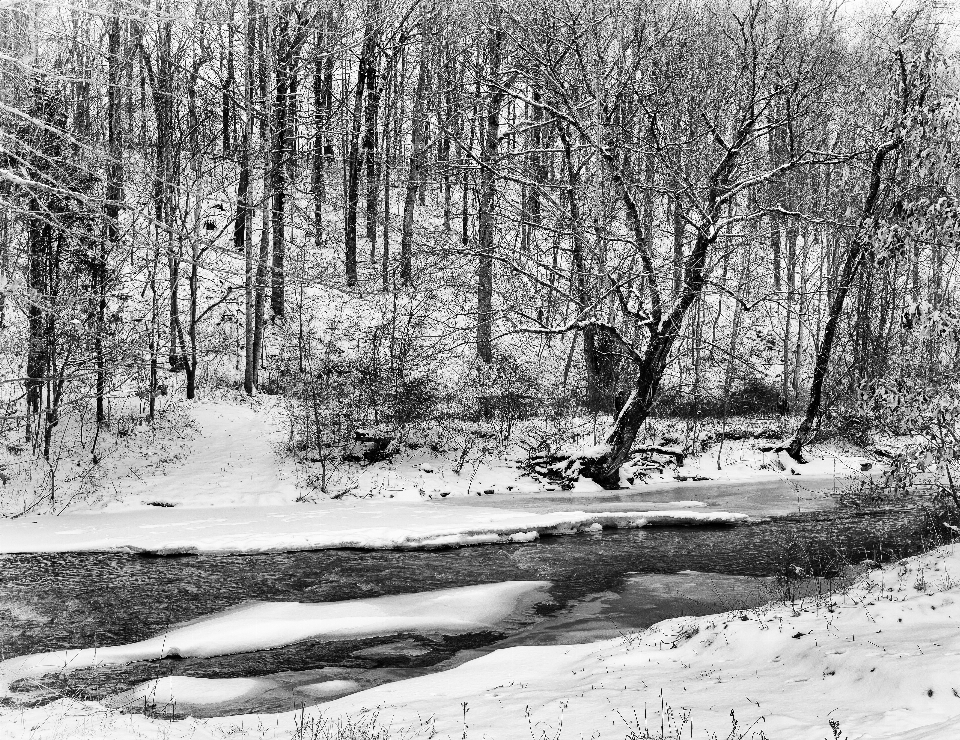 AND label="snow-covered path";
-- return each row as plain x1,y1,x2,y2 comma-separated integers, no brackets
110,399,300,508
